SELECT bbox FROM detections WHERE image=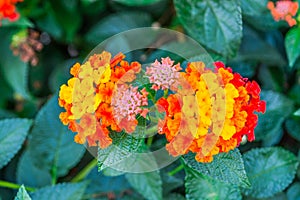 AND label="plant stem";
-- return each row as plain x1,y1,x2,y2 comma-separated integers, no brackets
71,159,98,183
168,164,184,176
147,136,154,147
0,180,35,192
51,165,57,185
